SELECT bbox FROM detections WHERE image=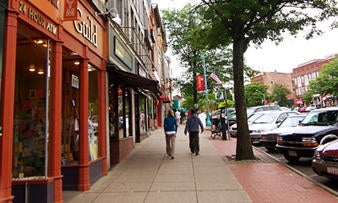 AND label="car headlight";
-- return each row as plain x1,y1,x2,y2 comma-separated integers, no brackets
302,137,318,147
313,150,321,160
